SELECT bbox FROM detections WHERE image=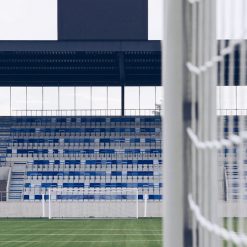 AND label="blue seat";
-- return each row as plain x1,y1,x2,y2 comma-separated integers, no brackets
2,116,163,201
